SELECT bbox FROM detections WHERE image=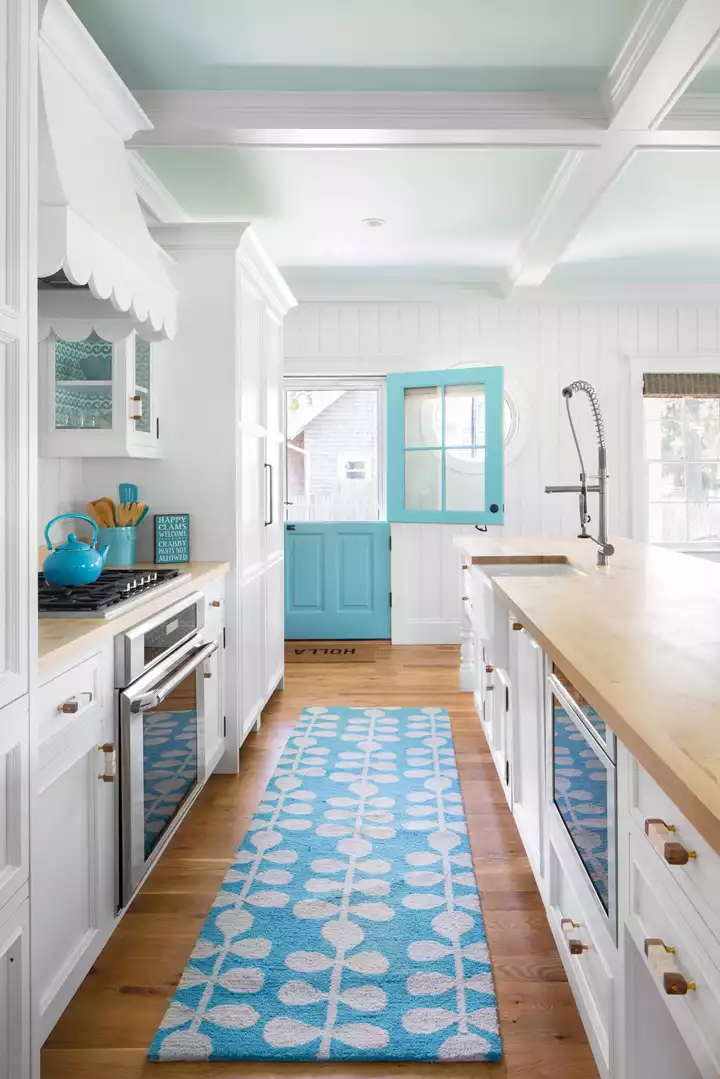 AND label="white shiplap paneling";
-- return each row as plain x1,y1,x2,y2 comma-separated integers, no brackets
285,299,720,643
